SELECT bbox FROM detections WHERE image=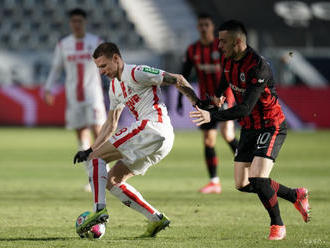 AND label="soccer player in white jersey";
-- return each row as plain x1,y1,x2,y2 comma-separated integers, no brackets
44,9,106,191
73,42,200,237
